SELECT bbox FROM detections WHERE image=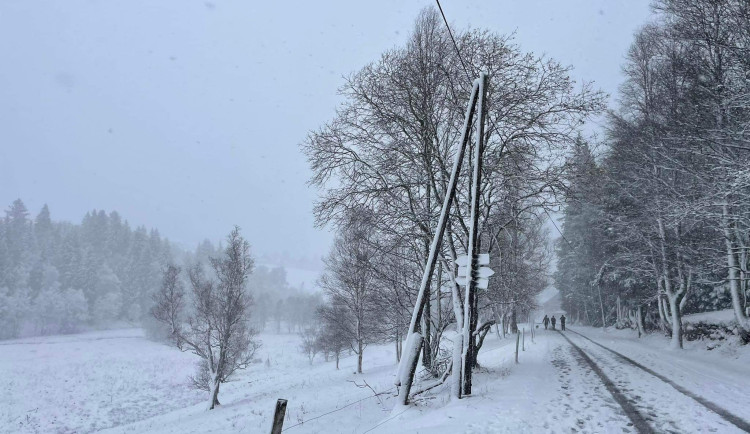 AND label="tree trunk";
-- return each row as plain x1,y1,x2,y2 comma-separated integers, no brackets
436,262,442,332
637,304,645,337
659,296,668,328
723,203,750,331
667,294,683,349
395,332,401,362
584,302,591,325
422,283,432,369
357,340,363,374
208,373,221,410
597,285,606,328
398,336,403,362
